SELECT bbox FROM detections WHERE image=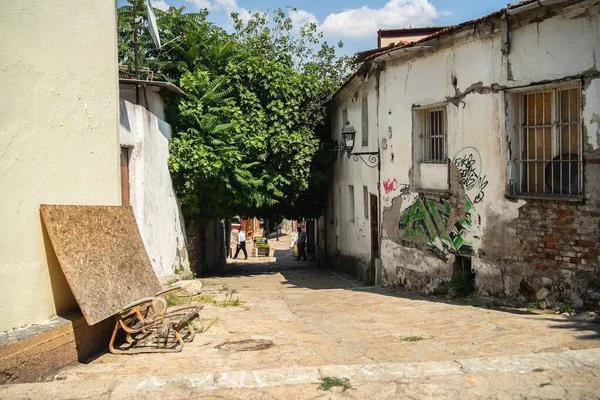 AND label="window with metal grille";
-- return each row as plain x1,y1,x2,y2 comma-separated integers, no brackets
419,106,447,163
510,83,581,196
